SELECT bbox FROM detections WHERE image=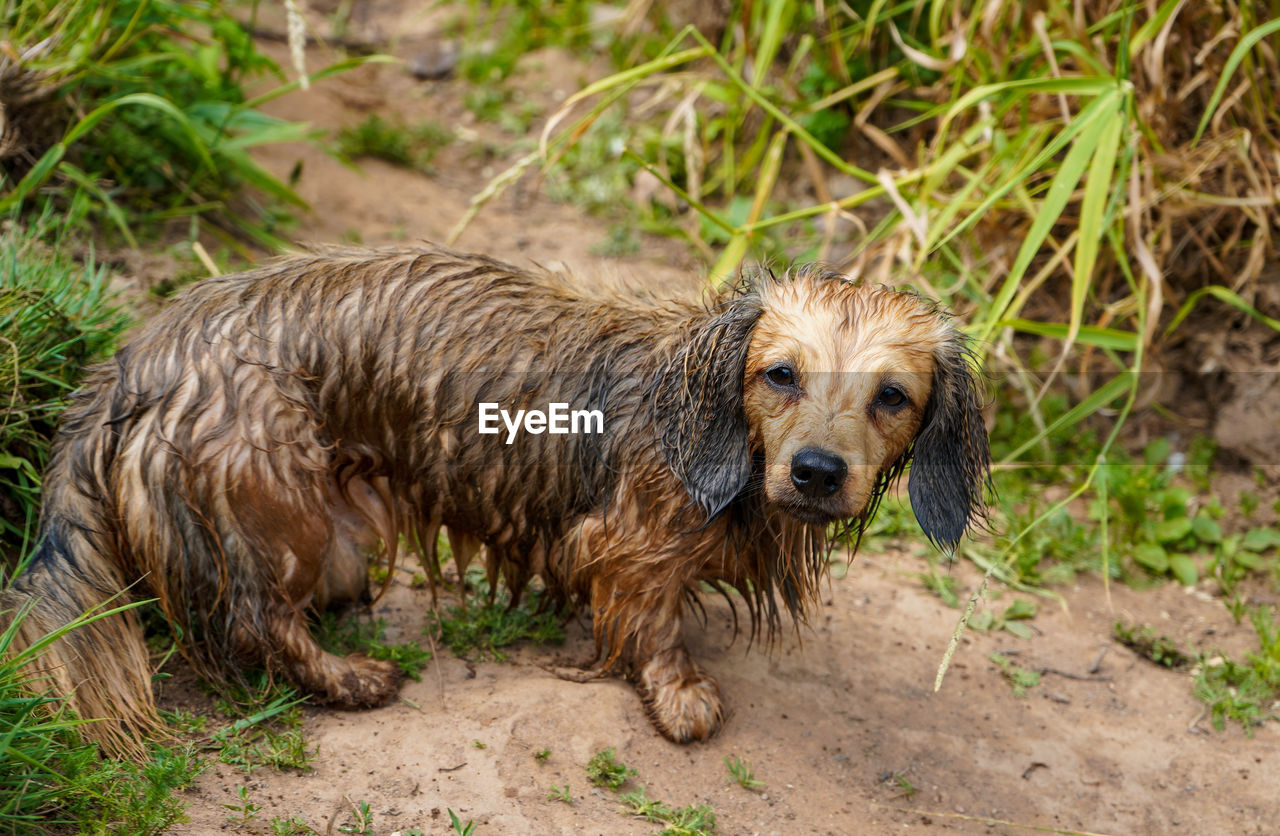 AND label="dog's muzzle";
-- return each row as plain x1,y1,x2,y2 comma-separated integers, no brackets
789,447,847,499
780,447,852,524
